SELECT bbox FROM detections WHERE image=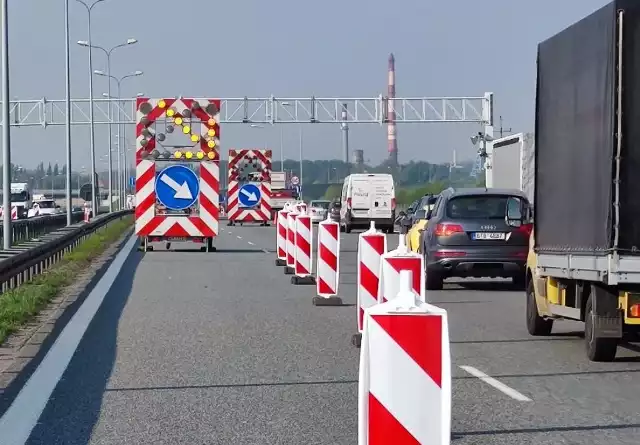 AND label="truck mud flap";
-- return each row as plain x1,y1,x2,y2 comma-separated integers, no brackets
591,313,623,338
